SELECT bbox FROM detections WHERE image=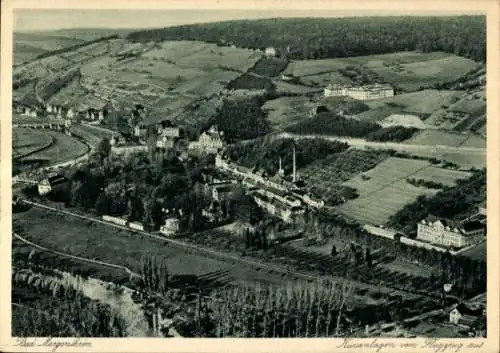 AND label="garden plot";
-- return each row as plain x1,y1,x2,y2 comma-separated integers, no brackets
337,157,467,225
